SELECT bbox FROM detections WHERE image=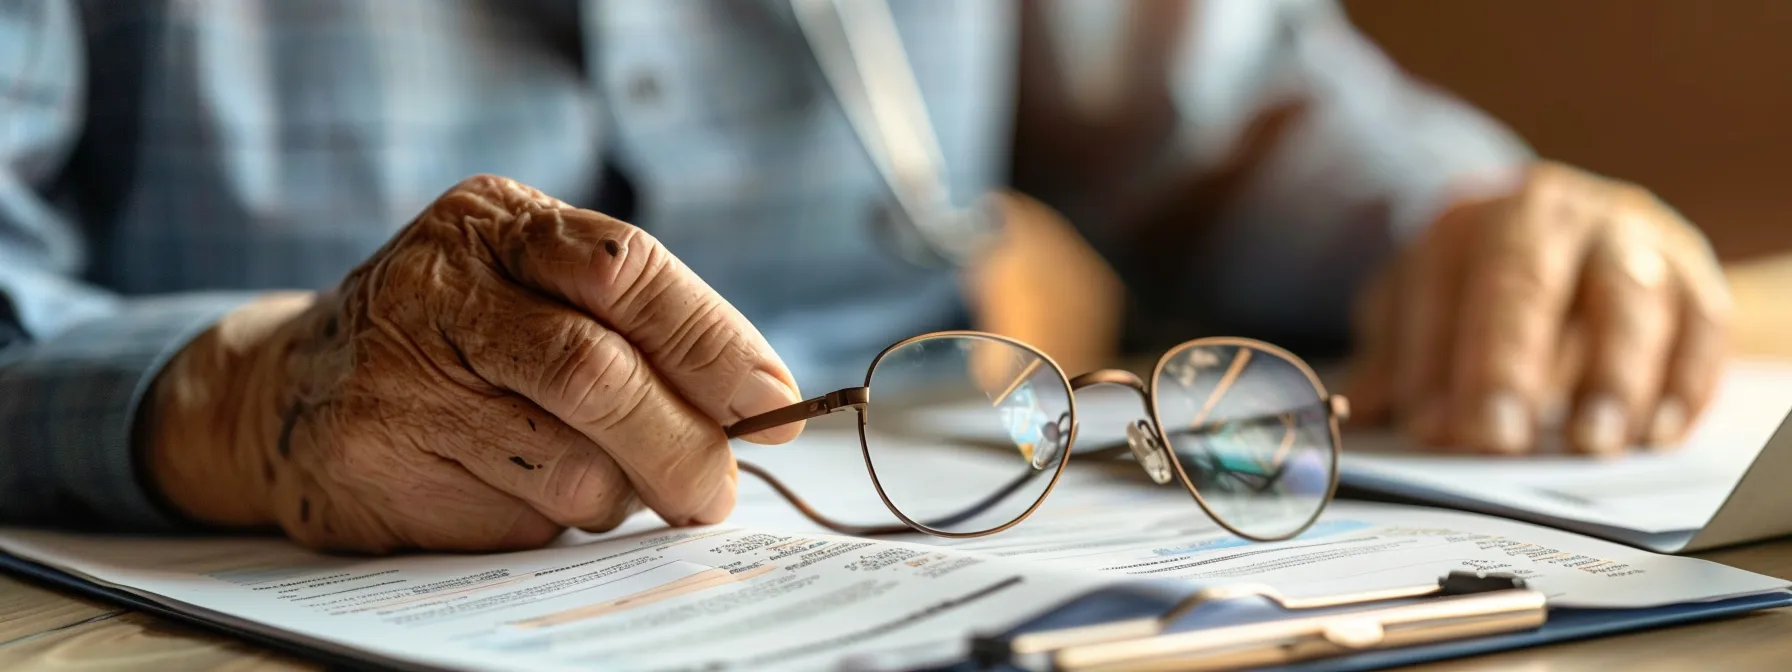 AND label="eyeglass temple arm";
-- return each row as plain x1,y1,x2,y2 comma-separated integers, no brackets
742,458,1051,537
886,410,1073,531
731,385,1051,535
916,462,1051,530
738,436,1051,536
724,386,911,536
736,461,914,536
725,387,870,439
